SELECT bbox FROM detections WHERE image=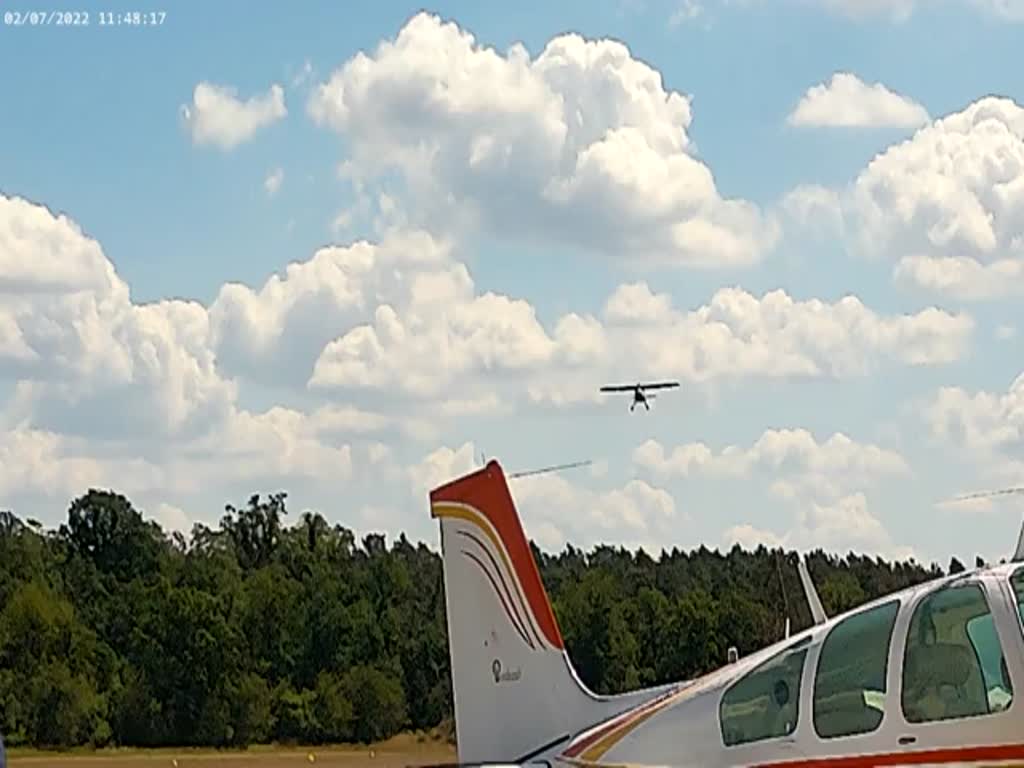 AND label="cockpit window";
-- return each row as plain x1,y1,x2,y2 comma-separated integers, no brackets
1012,566,1024,625
720,638,809,747
902,583,1013,723
813,599,899,739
